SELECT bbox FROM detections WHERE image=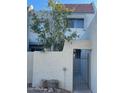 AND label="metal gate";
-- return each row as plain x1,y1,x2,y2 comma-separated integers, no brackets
73,49,91,91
